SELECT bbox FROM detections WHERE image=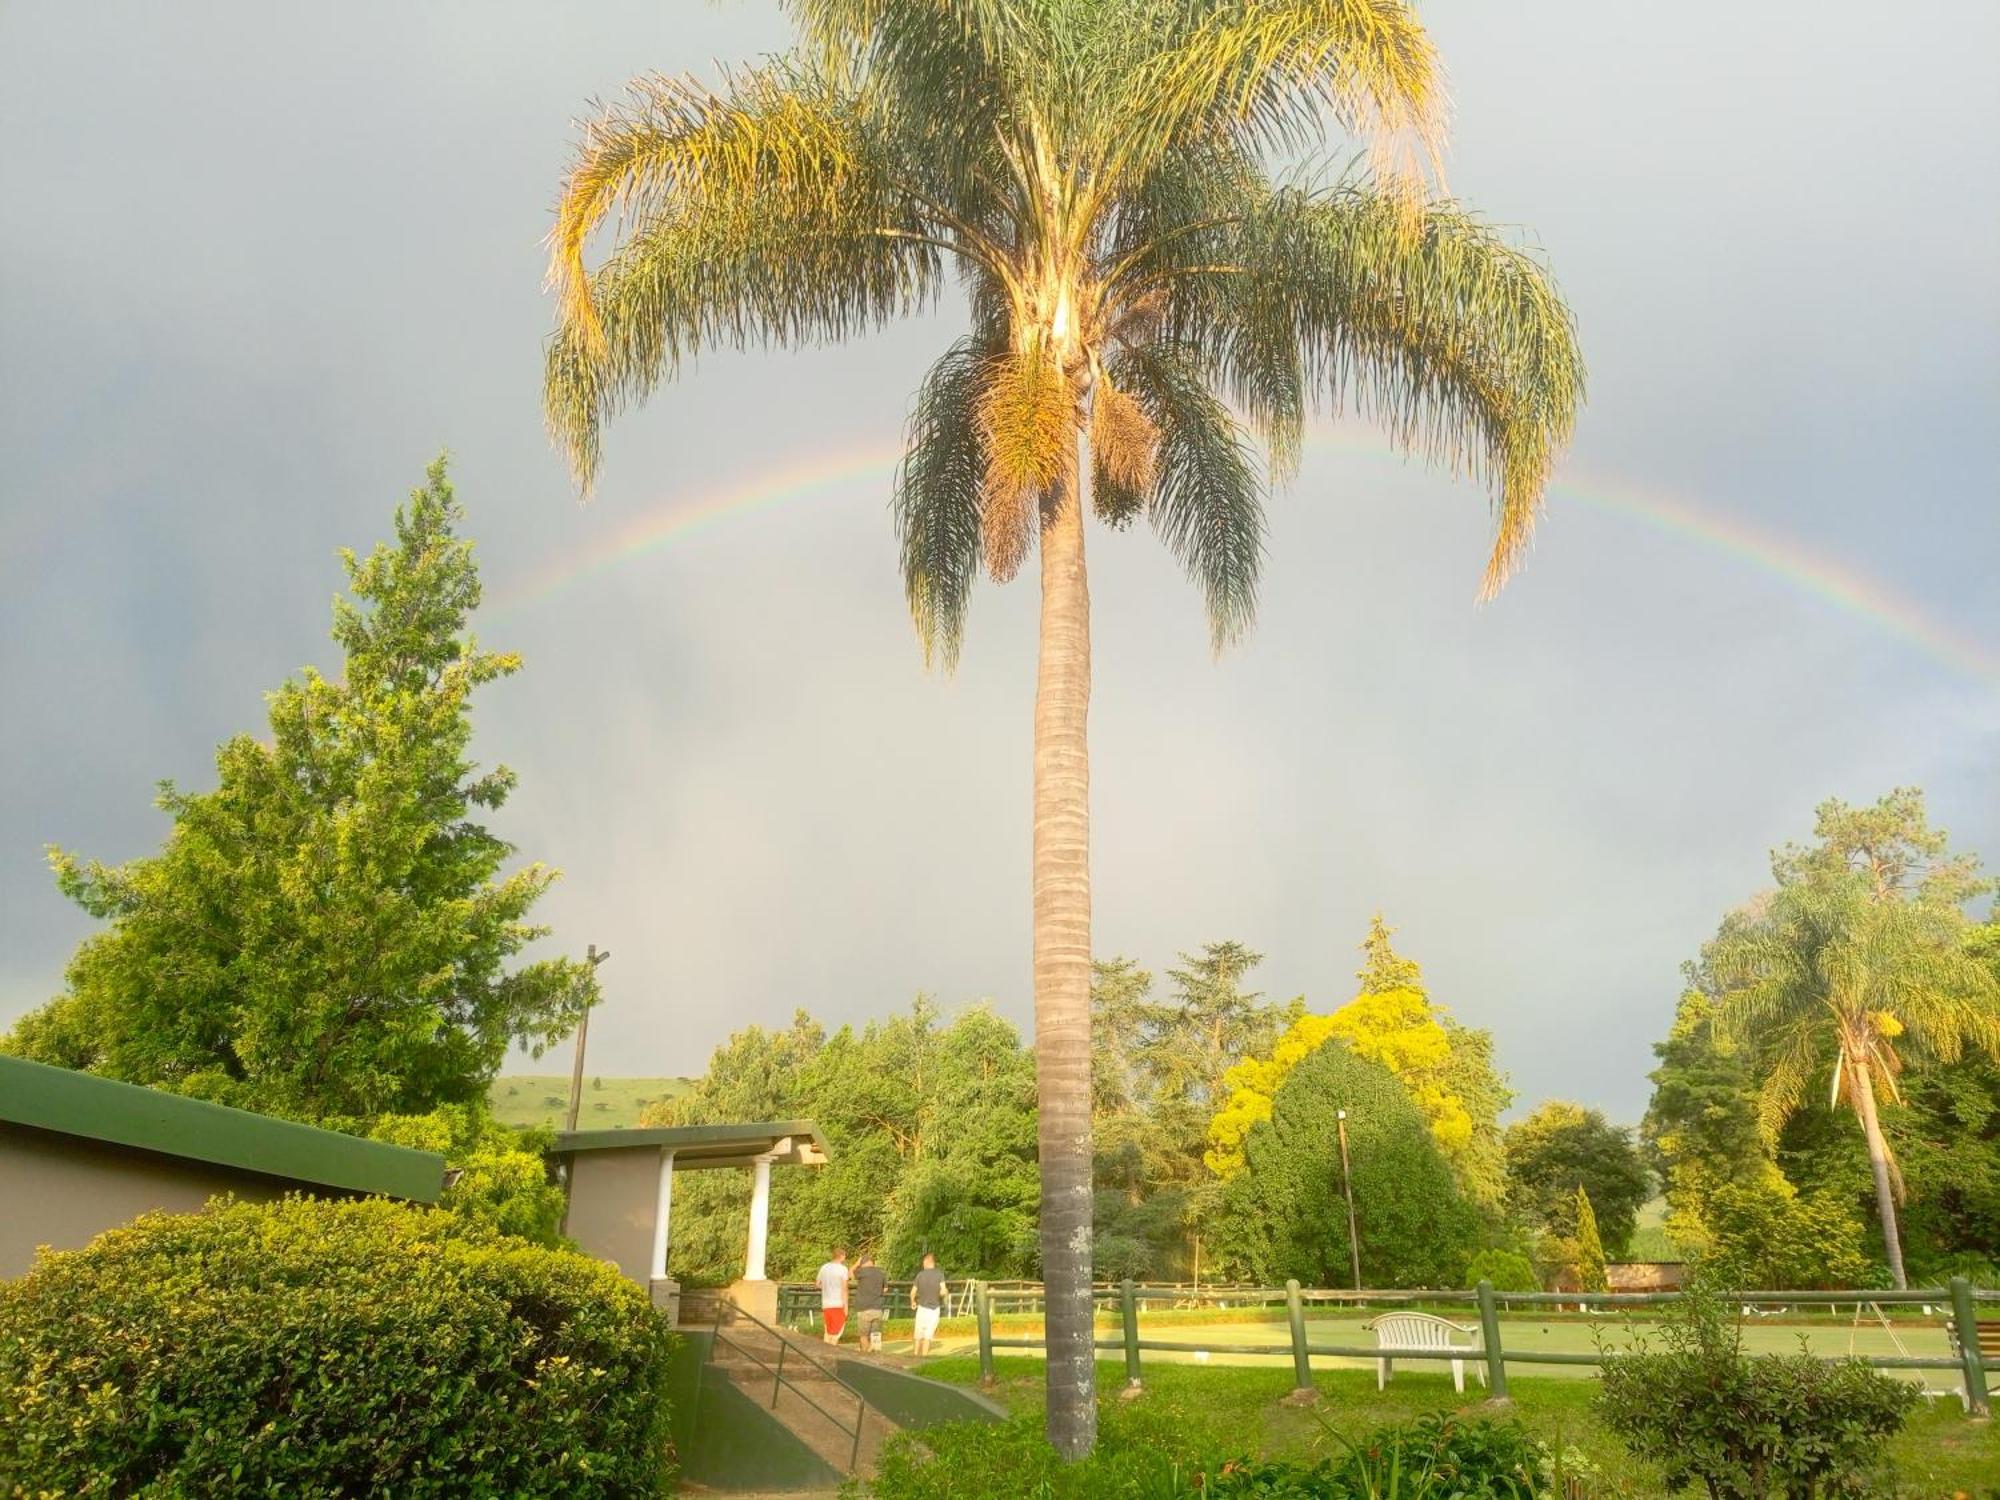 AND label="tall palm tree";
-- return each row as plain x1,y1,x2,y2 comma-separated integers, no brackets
1710,877,2000,1289
542,0,1582,1455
